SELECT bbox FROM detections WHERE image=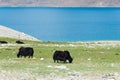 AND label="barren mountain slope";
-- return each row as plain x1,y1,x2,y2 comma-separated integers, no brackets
0,25,39,41
0,0,120,7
